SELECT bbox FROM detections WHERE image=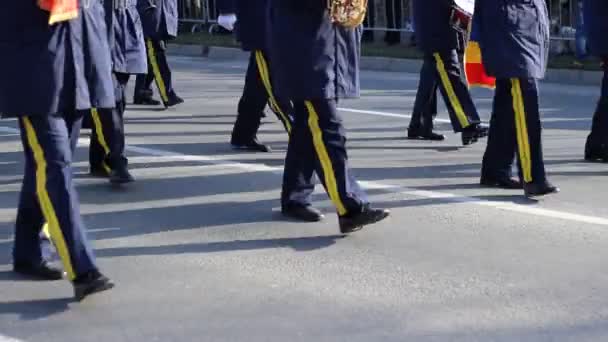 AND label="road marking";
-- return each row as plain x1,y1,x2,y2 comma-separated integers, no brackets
338,107,588,123
2,119,607,227
0,335,25,342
